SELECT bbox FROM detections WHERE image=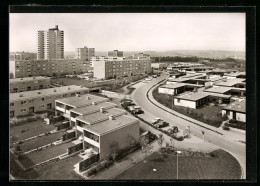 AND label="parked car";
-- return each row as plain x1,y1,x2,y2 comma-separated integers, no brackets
155,121,169,128
151,118,162,124
152,75,157,78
